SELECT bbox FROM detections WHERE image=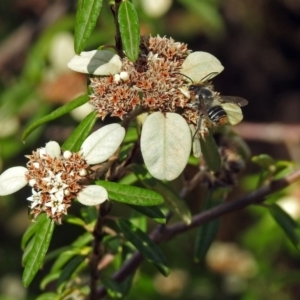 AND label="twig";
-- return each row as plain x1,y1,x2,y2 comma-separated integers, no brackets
90,201,112,300
235,122,300,143
96,167,300,298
